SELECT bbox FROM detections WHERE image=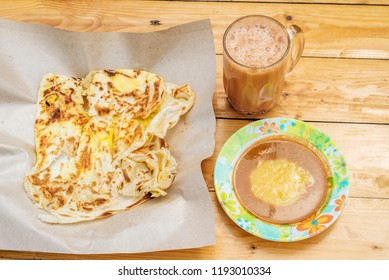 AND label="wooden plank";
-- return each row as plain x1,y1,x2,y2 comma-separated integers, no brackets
0,1,389,59
201,119,389,199
1,195,388,259
201,0,389,5
214,56,389,123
